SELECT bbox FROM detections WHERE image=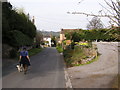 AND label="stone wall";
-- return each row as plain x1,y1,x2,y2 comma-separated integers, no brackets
2,44,13,58
81,44,98,64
